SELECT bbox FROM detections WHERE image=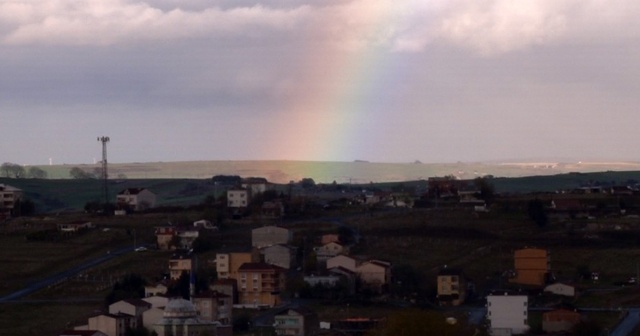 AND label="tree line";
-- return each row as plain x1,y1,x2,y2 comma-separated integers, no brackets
1,162,47,179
